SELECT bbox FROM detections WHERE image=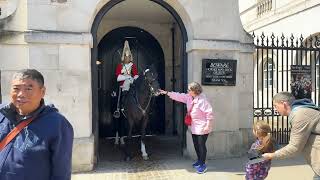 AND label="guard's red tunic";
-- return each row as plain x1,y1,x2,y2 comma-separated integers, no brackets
115,63,138,85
